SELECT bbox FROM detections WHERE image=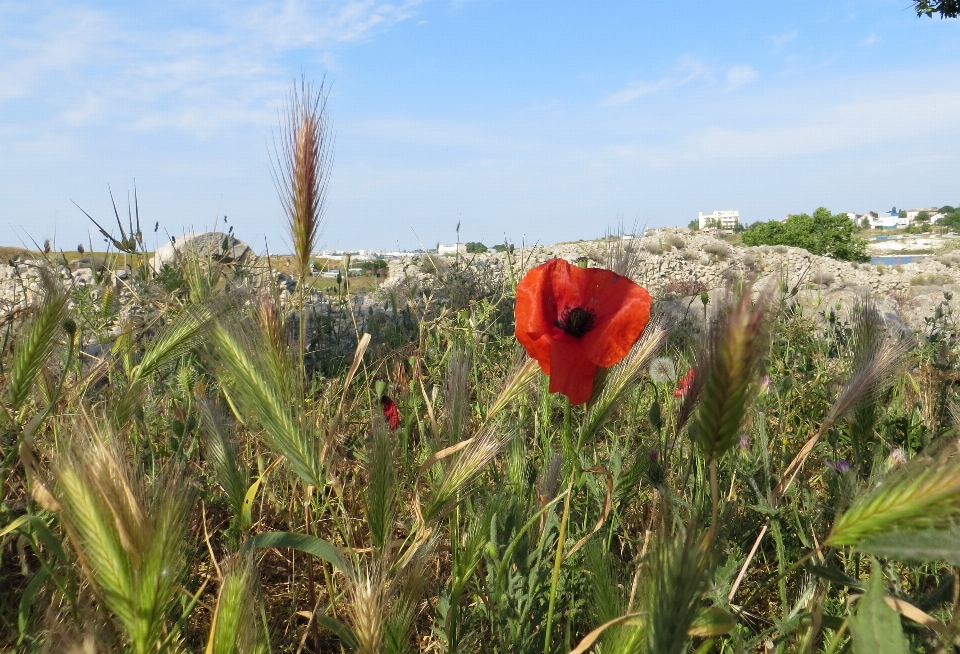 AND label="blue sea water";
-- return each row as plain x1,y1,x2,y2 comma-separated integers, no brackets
870,255,927,265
